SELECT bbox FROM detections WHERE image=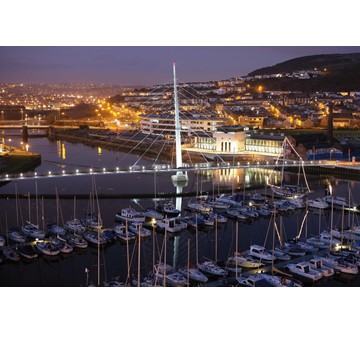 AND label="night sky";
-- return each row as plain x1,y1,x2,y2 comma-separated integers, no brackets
0,46,359,86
